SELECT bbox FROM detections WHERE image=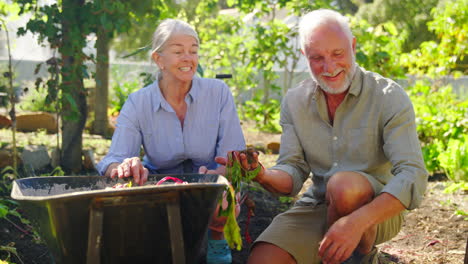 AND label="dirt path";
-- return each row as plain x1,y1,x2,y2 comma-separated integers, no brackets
377,181,467,263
